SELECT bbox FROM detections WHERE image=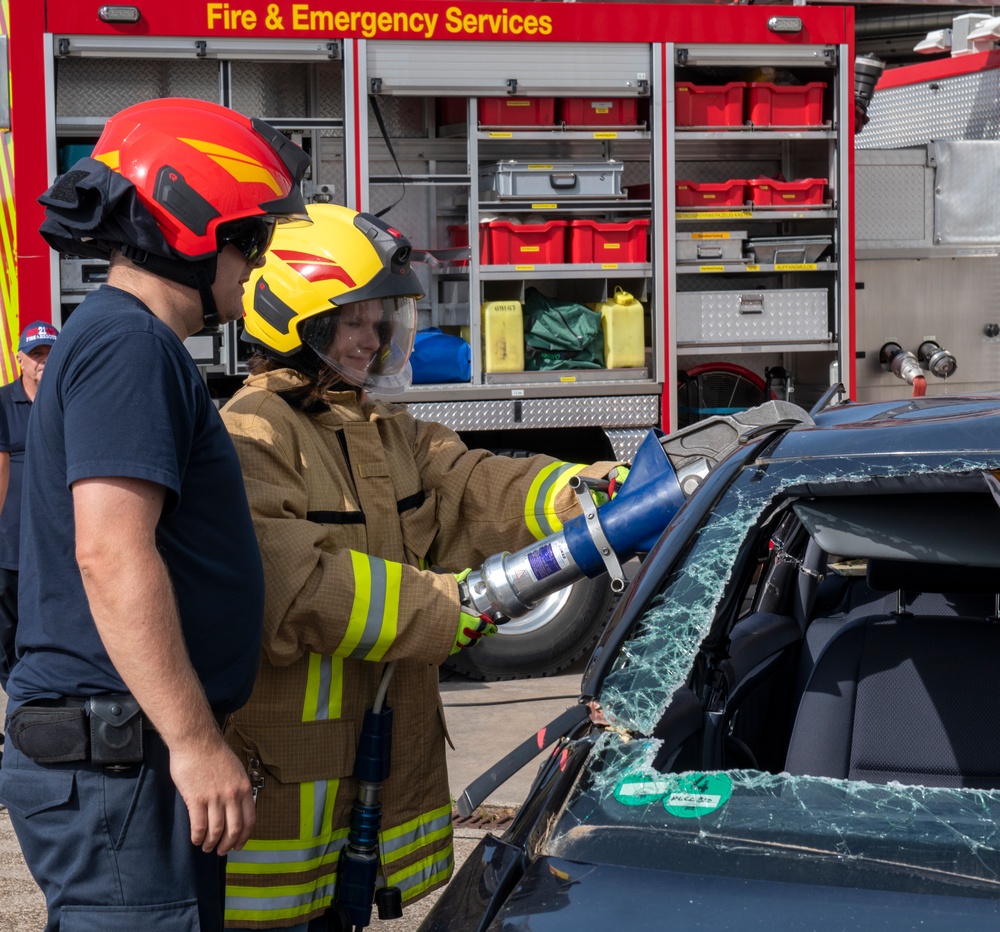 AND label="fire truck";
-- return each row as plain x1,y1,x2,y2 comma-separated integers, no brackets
0,0,857,676
855,10,1000,401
